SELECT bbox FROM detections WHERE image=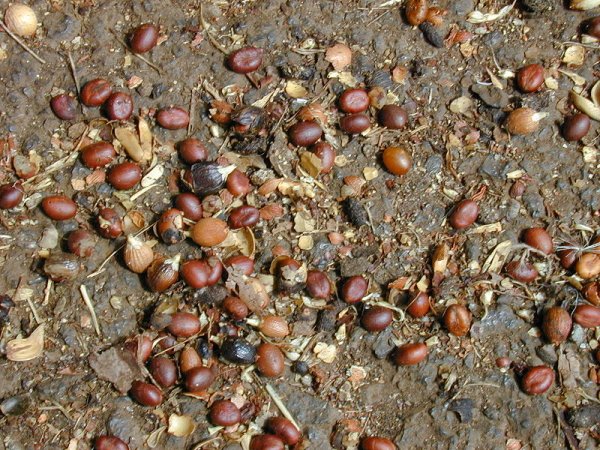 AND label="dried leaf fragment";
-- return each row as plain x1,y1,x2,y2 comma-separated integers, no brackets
570,0,600,10
467,1,515,23
299,151,322,178
285,80,309,99
570,90,600,121
449,96,473,114
562,45,585,68
325,43,352,71
314,342,336,363
115,127,144,162
6,325,44,361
